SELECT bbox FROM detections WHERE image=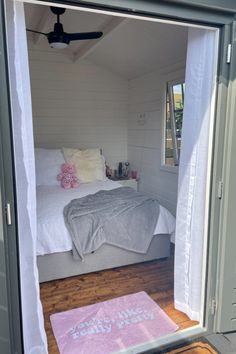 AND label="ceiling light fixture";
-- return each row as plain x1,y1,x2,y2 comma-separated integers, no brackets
49,42,68,49
26,7,103,50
